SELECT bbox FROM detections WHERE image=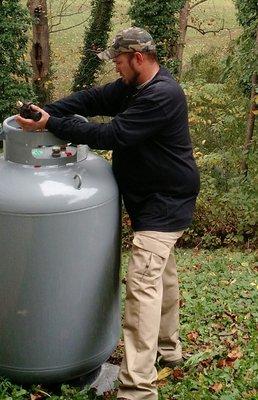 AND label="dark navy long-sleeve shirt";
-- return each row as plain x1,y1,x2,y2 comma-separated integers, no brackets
45,67,200,231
